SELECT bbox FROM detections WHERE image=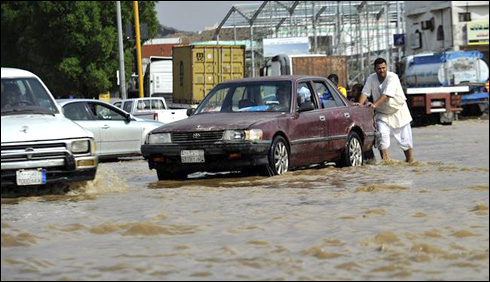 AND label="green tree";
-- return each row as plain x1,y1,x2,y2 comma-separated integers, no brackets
1,1,158,98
